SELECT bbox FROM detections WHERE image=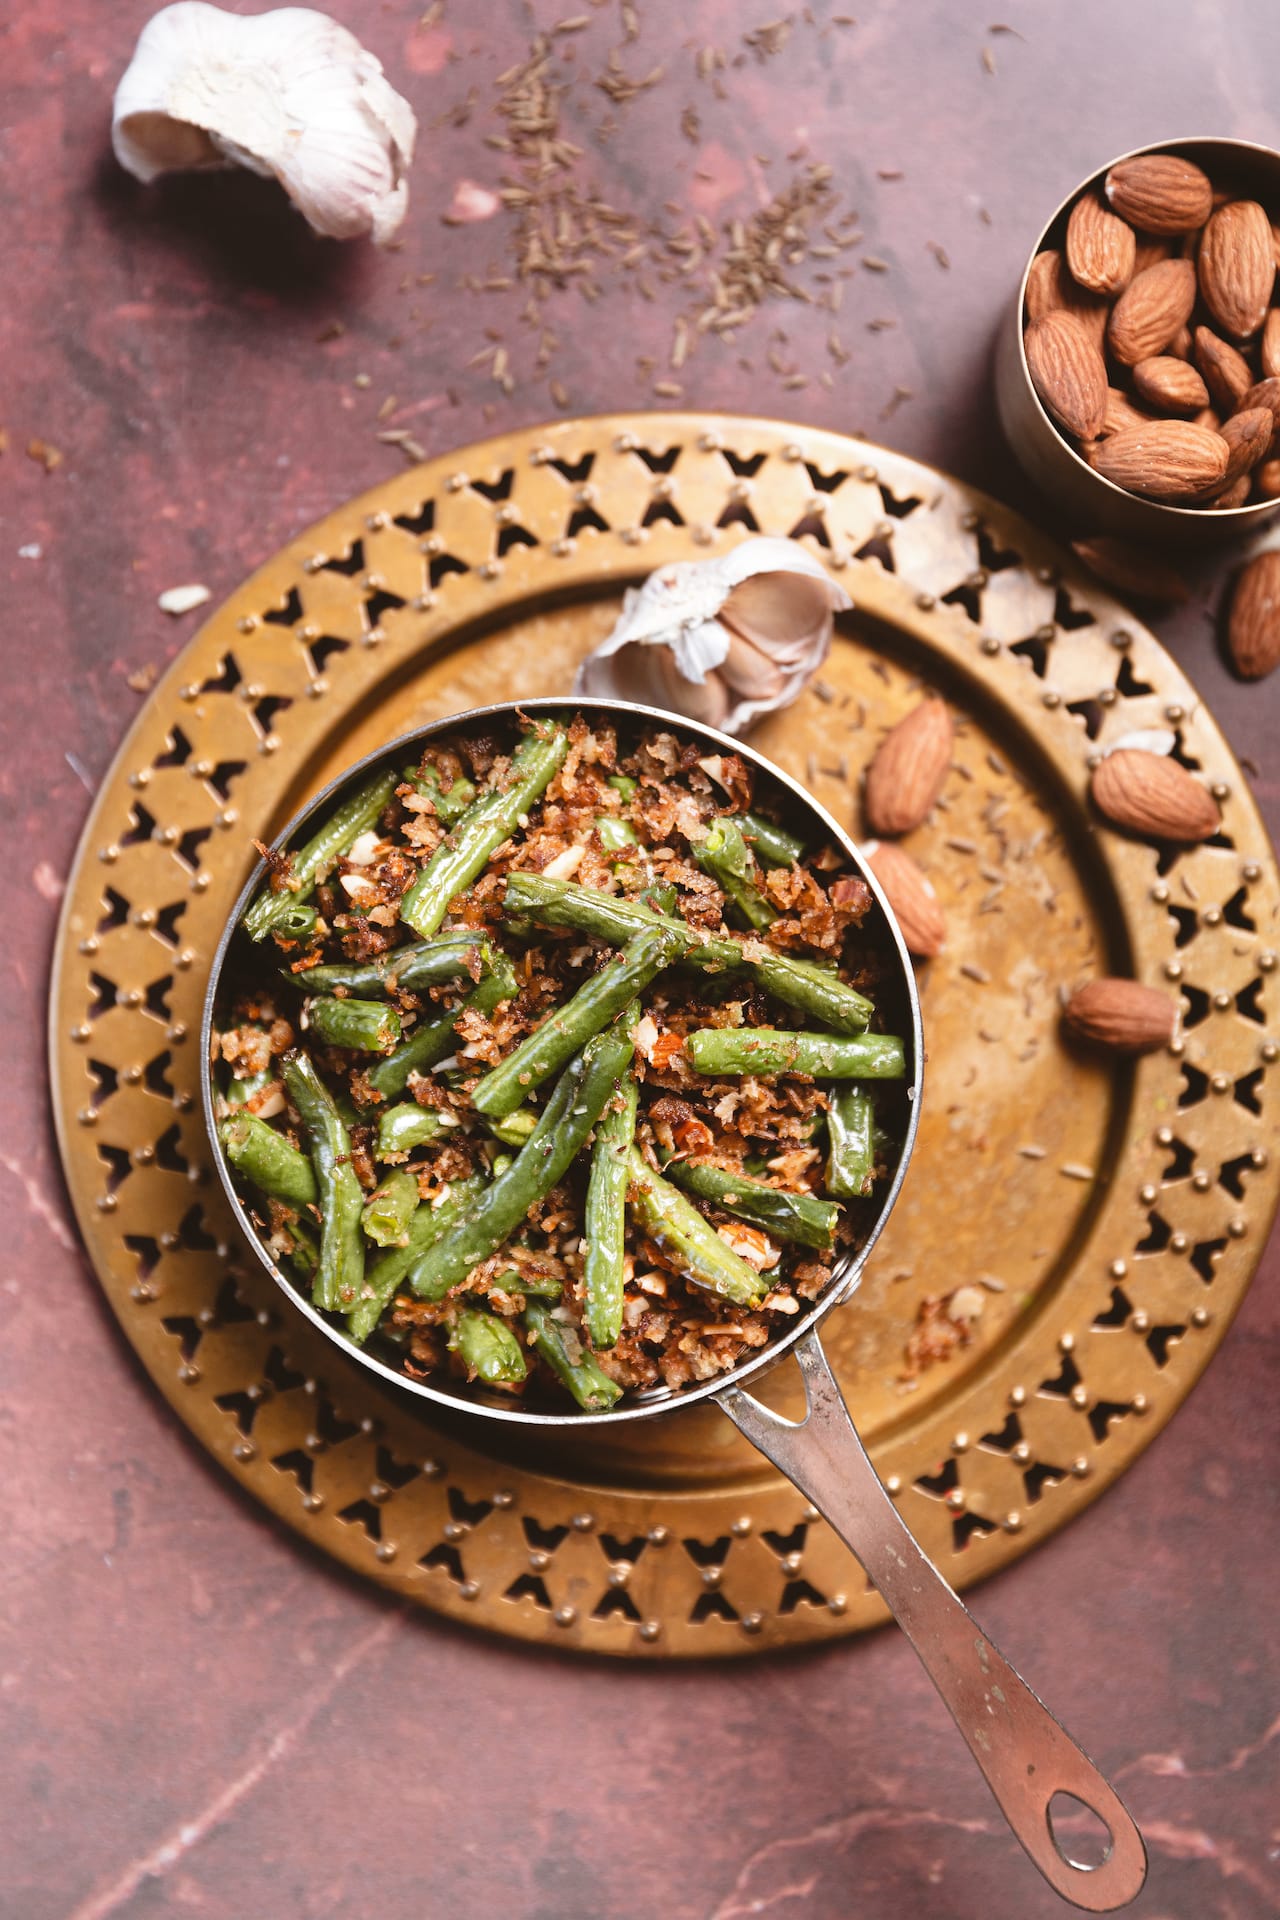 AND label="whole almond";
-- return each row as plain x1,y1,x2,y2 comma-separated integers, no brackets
1262,308,1280,380
1254,456,1280,499
1202,473,1251,511
1132,355,1209,414
1025,310,1108,440
1108,259,1197,366
1063,979,1178,1055
1066,191,1135,295
1226,549,1280,678
1134,235,1176,275
1192,406,1223,433
1071,536,1189,604
862,840,945,958
1023,248,1109,343
1217,406,1274,484
863,698,953,836
1199,198,1275,339
1090,421,1228,502
1194,325,1253,412
1237,377,1280,440
1091,748,1220,843
1168,324,1194,362
1103,153,1214,234
1103,387,1157,436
